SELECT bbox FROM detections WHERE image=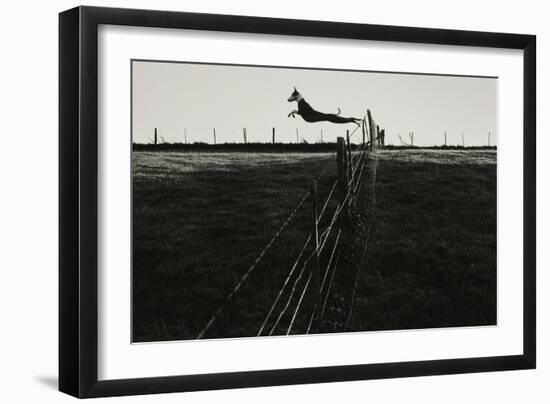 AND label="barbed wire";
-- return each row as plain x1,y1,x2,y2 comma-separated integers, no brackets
196,189,312,339
195,116,376,339
265,197,344,335
321,229,342,293
321,253,341,316
305,228,342,334
305,302,318,334
267,252,312,335
257,235,312,336
345,151,379,329
269,150,368,335
317,180,338,224
286,270,313,335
